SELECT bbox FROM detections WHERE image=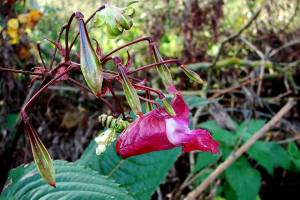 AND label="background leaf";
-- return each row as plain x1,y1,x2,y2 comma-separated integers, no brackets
183,96,221,109
199,120,237,147
247,141,291,175
224,156,261,200
191,152,220,174
77,141,181,200
0,160,134,200
236,120,266,140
